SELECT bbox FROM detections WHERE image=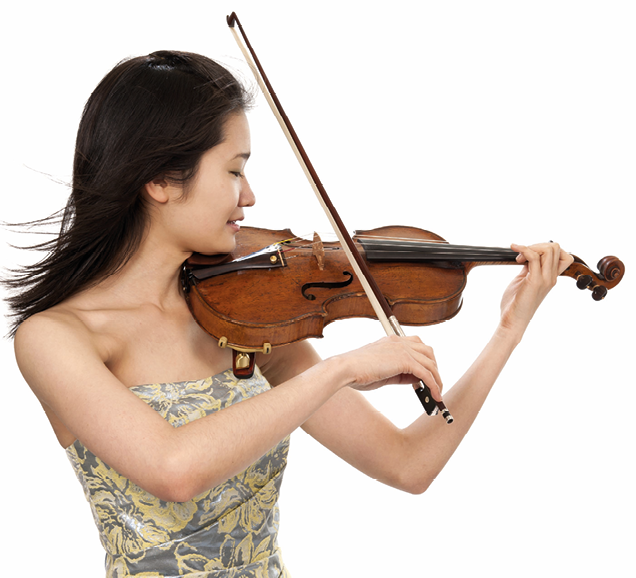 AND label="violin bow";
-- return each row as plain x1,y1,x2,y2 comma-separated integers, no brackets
227,12,453,424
